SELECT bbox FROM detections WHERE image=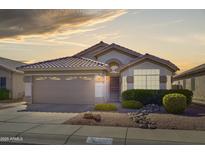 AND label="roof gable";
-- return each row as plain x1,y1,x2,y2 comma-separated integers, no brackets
174,63,205,79
93,43,142,58
119,53,179,72
74,41,109,58
0,57,25,73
